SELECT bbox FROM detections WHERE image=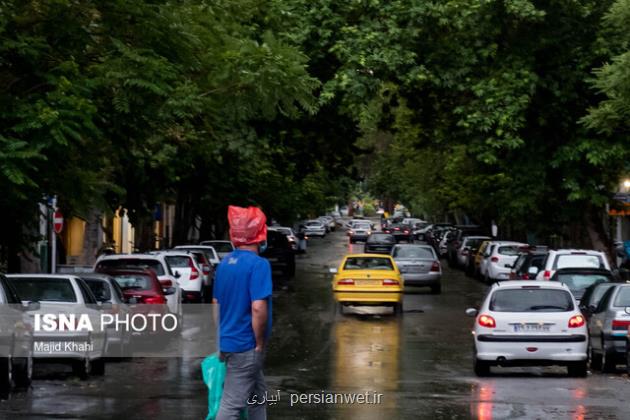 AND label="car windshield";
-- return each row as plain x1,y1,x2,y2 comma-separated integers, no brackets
588,284,614,307
490,288,574,312
367,234,395,243
84,279,112,302
393,247,434,259
9,277,77,303
613,287,630,307
554,273,610,299
498,245,521,256
97,259,166,276
555,254,603,269
112,274,152,291
165,255,192,268
343,257,394,271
